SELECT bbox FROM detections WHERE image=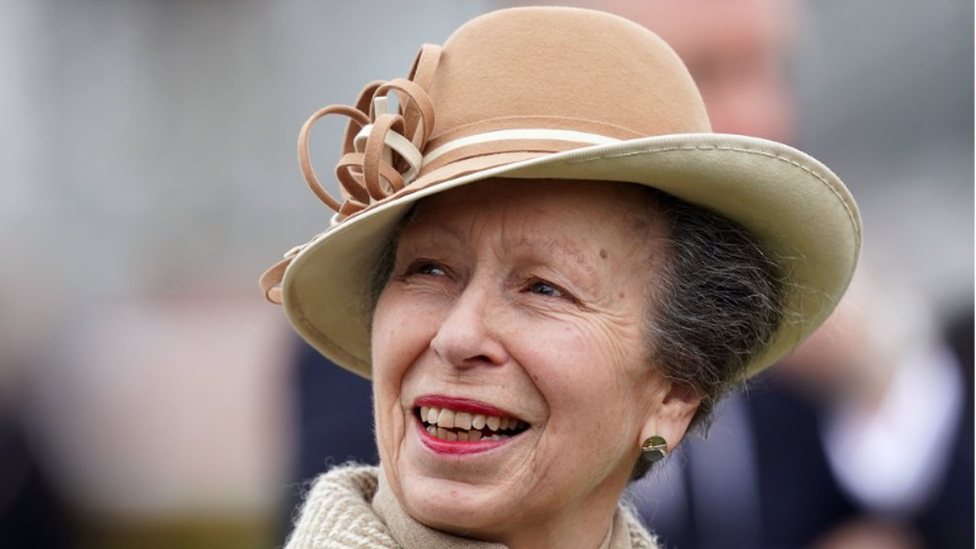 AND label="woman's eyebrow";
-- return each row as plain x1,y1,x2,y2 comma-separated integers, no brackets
401,221,467,247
